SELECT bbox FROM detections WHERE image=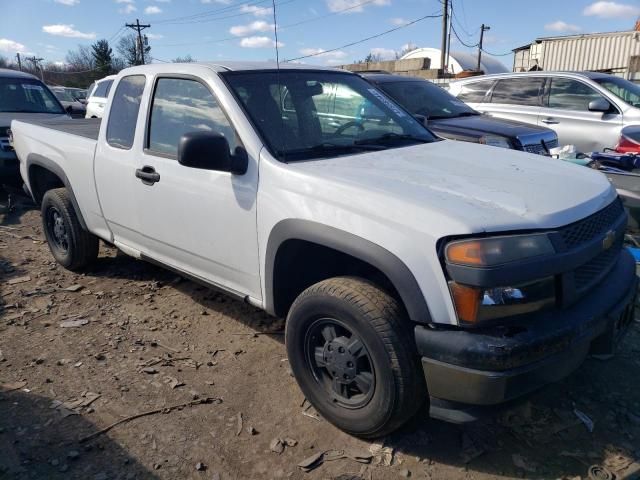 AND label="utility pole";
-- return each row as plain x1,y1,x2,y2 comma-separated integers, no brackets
26,56,44,81
15,53,22,71
477,24,490,72
440,0,449,75
125,19,151,65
